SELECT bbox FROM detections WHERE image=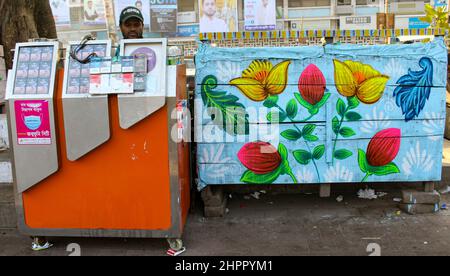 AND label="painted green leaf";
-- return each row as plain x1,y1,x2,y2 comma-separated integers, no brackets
303,134,319,142
347,96,360,110
240,166,283,184
286,99,298,120
358,149,369,174
316,93,331,109
293,150,312,165
345,112,362,121
267,111,287,123
294,93,313,110
201,75,249,135
340,127,356,138
313,145,325,160
309,107,319,116
337,99,346,117
370,163,401,176
334,149,353,160
281,129,302,141
425,4,437,16
278,143,289,160
332,116,340,135
263,95,279,108
302,124,316,136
